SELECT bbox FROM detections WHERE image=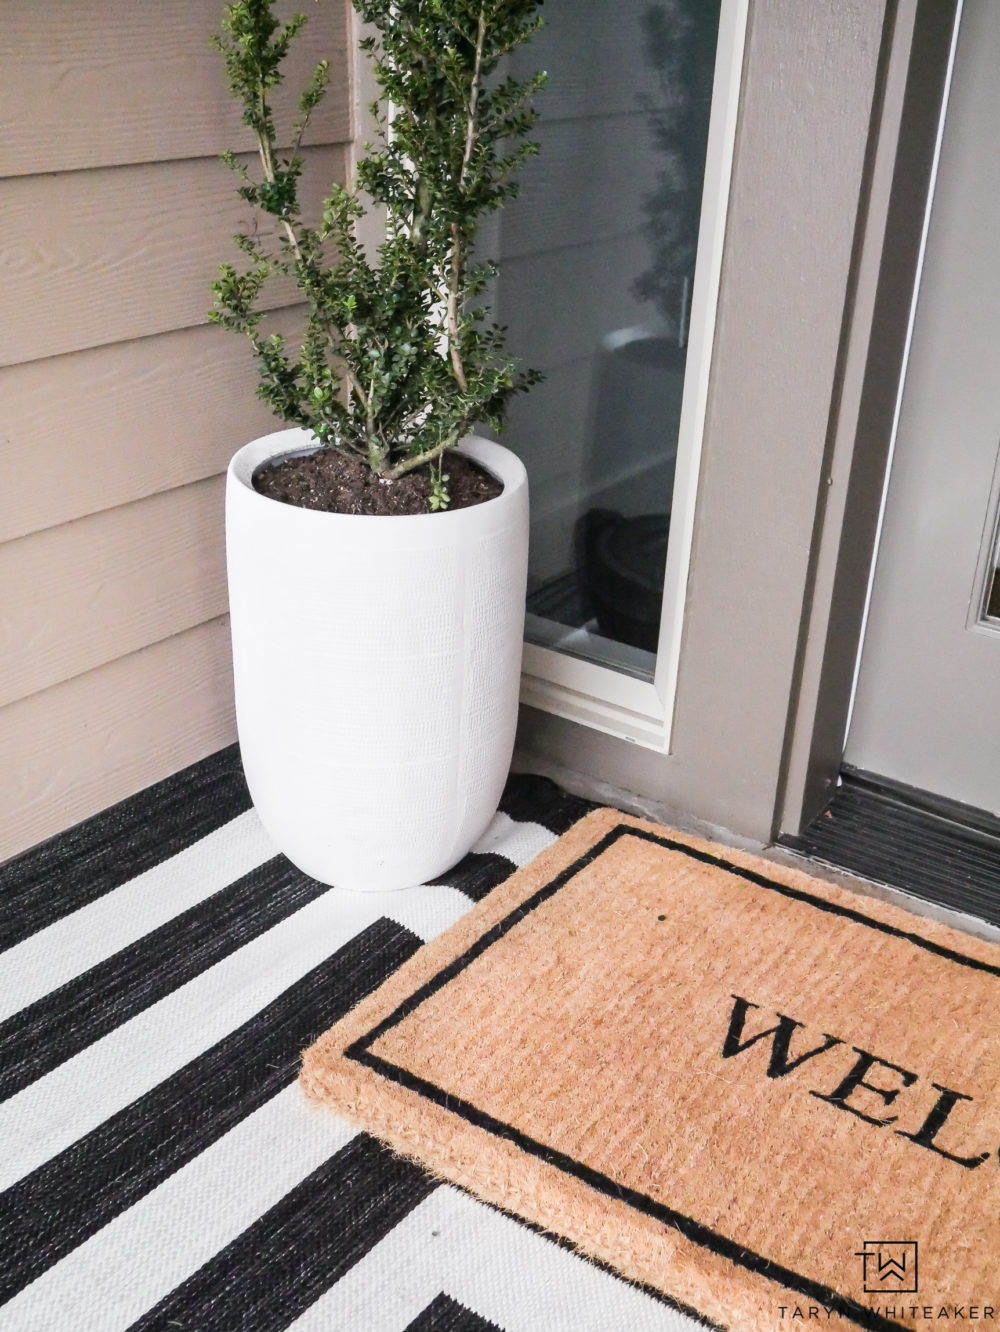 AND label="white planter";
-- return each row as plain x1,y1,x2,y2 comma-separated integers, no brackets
225,428,529,890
